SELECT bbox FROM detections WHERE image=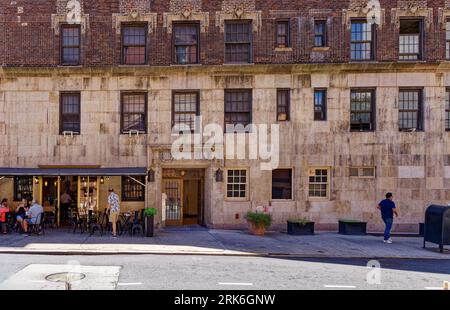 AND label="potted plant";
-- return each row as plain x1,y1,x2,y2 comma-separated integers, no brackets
144,208,158,237
246,211,272,236
287,218,315,235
